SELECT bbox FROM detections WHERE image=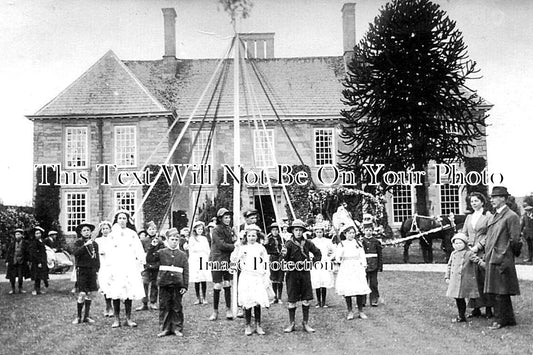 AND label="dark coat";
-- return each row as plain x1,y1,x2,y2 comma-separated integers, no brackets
209,224,235,263
283,237,322,264
520,213,533,240
28,239,49,280
482,206,520,295
72,239,100,270
152,247,189,289
462,212,492,253
5,238,30,280
145,240,166,269
445,249,479,299
362,237,383,273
